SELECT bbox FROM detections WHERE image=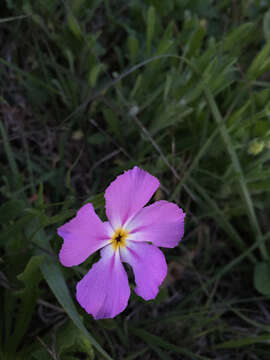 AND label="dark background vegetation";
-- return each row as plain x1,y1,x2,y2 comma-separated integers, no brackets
1,0,270,359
